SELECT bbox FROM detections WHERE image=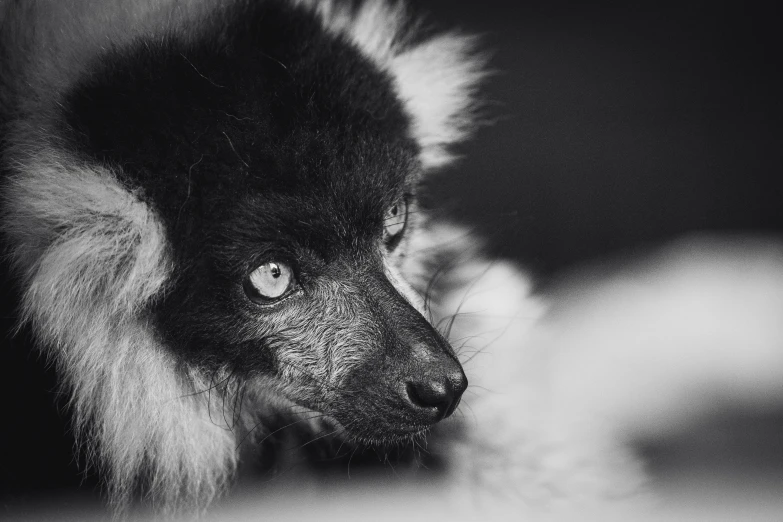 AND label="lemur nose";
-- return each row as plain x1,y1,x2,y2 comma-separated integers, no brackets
405,367,467,421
